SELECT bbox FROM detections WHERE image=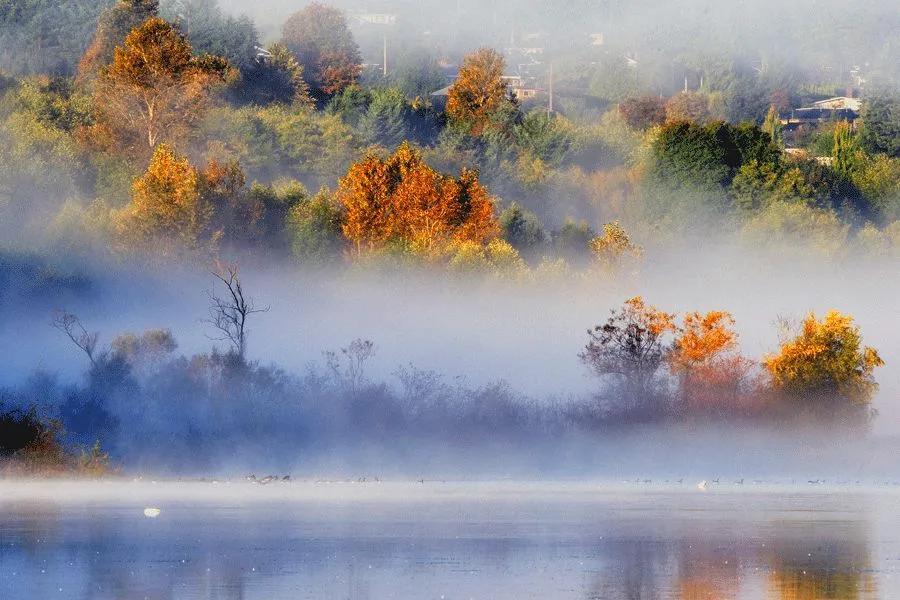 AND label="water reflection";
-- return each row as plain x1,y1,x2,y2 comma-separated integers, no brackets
0,491,892,599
